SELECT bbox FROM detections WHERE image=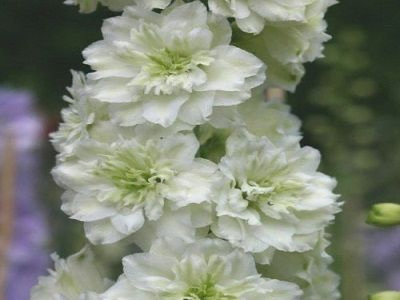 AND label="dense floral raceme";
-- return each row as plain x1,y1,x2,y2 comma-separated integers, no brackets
82,1,265,127
40,0,343,298
211,129,341,262
31,247,110,300
52,130,217,245
101,238,303,300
